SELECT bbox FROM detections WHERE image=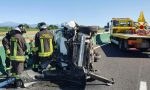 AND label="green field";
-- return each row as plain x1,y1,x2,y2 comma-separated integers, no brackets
0,27,12,32
0,27,38,32
0,27,38,36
